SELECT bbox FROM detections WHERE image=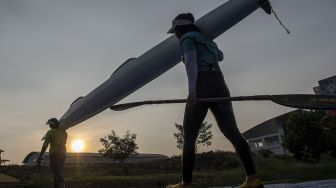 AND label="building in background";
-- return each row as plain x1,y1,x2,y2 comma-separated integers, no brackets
242,110,302,155
313,86,321,95
318,75,336,95
22,152,168,166
314,75,336,116
0,149,10,165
